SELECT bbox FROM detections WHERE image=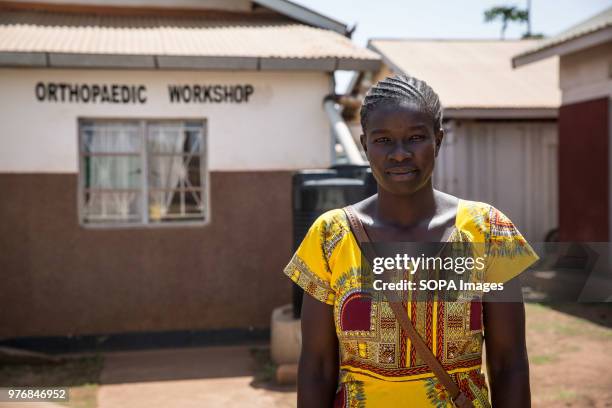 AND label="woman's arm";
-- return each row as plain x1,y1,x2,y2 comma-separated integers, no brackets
298,294,339,408
483,276,531,408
